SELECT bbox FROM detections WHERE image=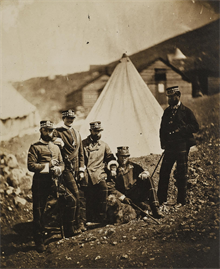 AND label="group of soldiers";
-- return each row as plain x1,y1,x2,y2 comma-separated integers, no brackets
27,85,199,252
